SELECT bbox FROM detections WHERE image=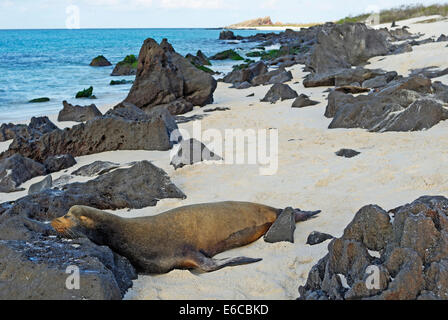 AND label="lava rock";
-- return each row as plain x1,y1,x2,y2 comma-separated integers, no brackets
223,61,268,85
2,115,174,162
90,55,112,67
0,154,46,193
1,161,186,221
58,100,102,122
251,68,292,86
0,237,136,300
123,38,217,113
326,76,448,132
306,231,335,245
307,23,391,74
292,94,320,108
299,196,448,300
44,154,77,173
261,84,298,103
72,161,120,177
111,55,138,76
28,175,53,195
170,139,222,170
335,149,361,158
264,207,296,243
